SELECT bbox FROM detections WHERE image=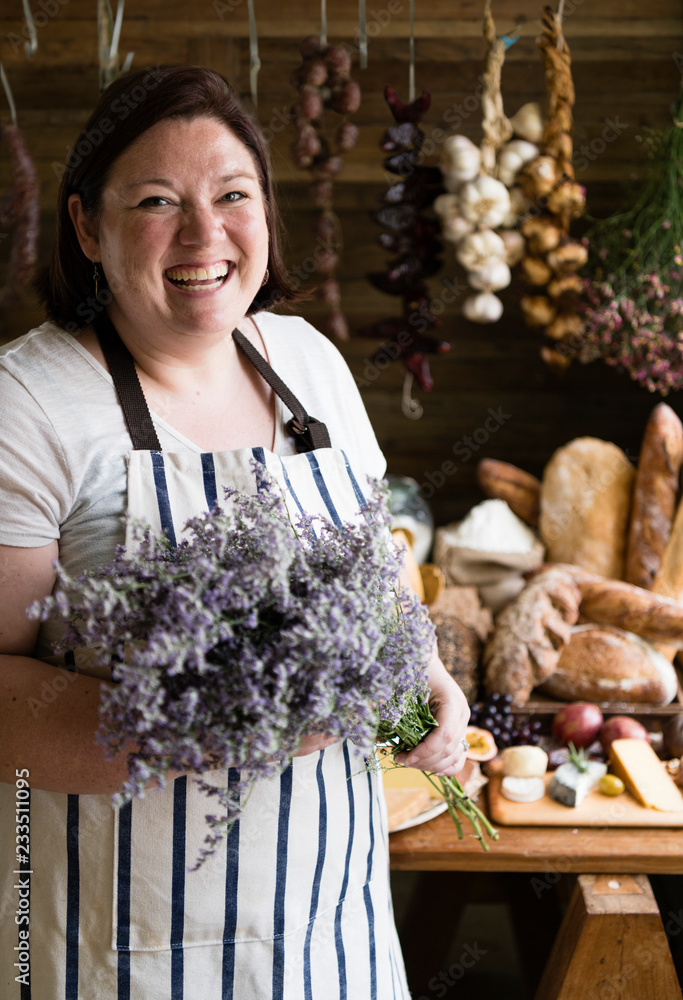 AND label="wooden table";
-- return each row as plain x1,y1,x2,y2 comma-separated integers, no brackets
389,811,683,999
